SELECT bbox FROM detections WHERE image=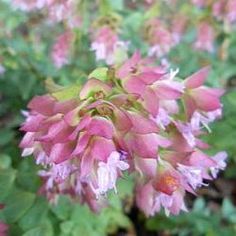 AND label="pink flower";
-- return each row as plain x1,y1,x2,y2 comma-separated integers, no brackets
152,160,181,195
191,109,222,132
212,0,236,23
136,181,187,216
153,190,188,216
51,31,73,68
146,19,175,58
12,0,47,11
91,26,128,65
175,121,196,147
213,0,225,21
0,221,8,236
210,151,227,178
226,0,236,22
19,54,227,216
92,151,129,197
171,15,187,44
184,67,224,118
194,22,215,53
177,164,205,190
191,0,206,7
